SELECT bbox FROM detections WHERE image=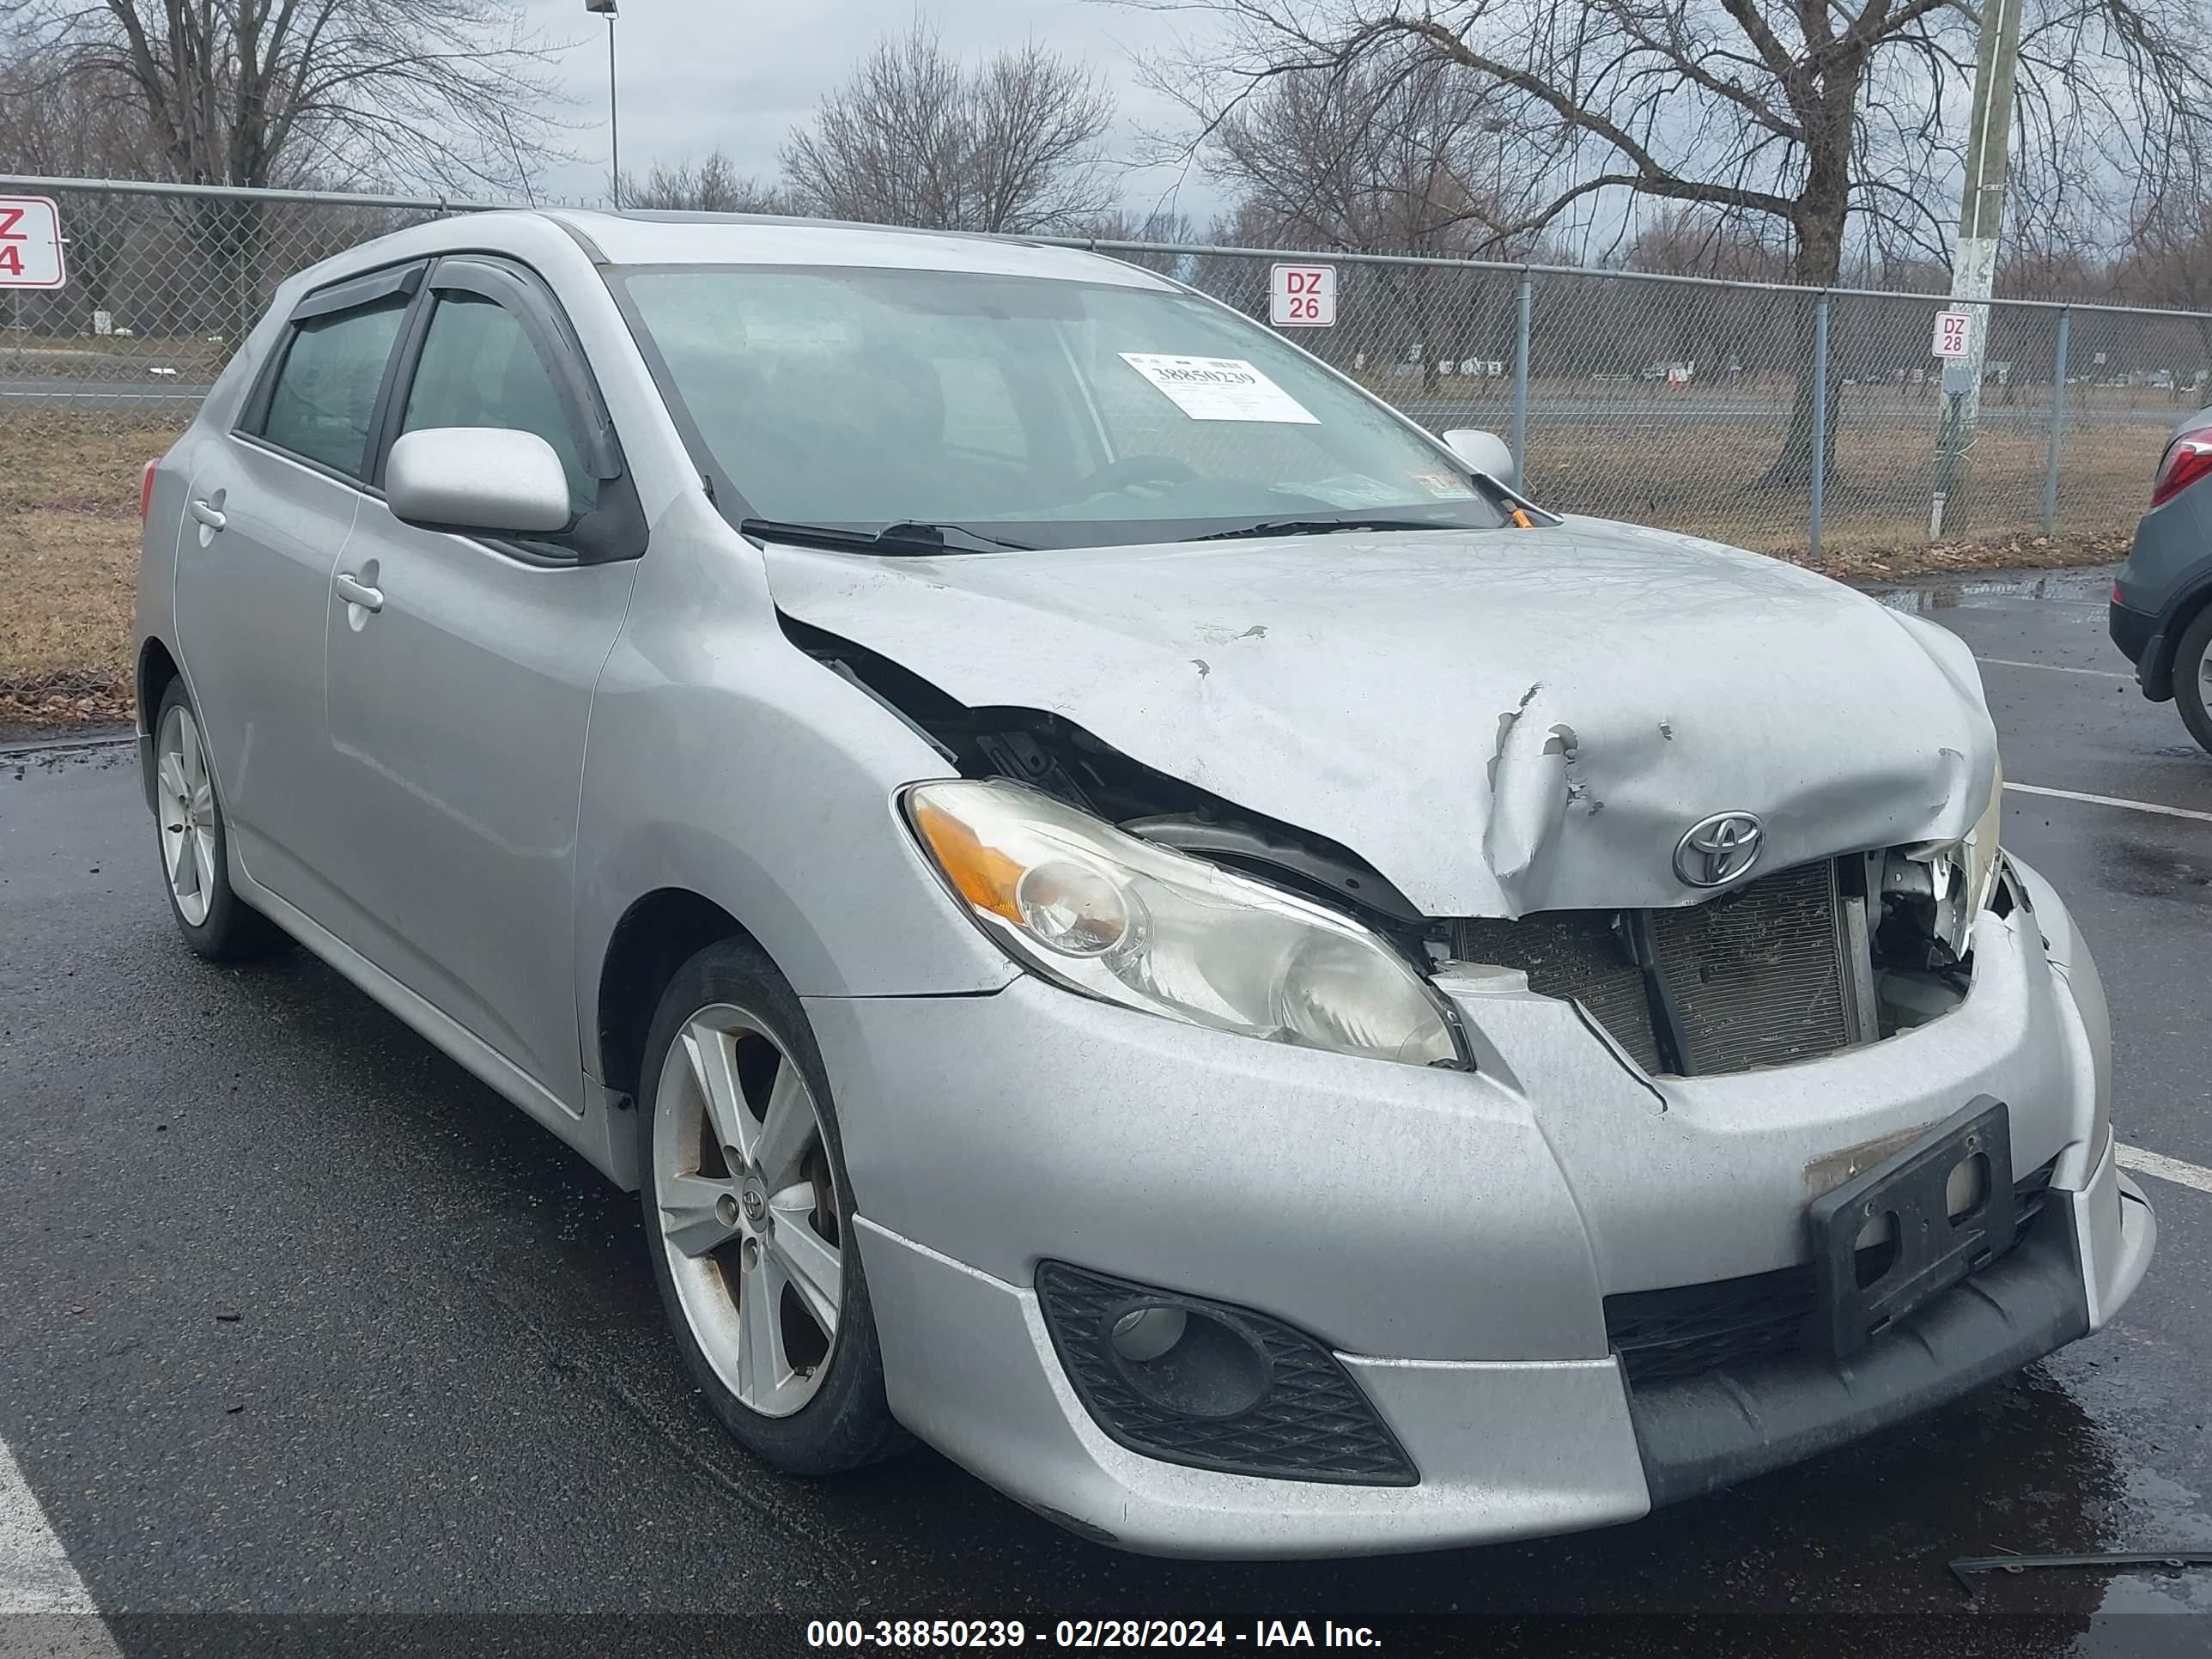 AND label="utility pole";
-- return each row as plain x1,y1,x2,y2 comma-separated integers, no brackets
1934,0,2024,531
